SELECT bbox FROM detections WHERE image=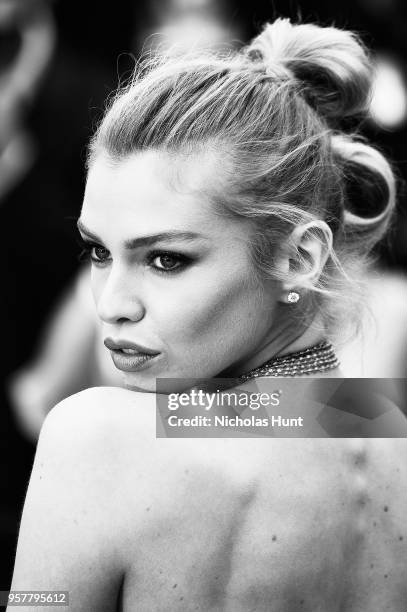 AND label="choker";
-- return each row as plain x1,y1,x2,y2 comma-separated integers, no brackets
238,340,340,382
